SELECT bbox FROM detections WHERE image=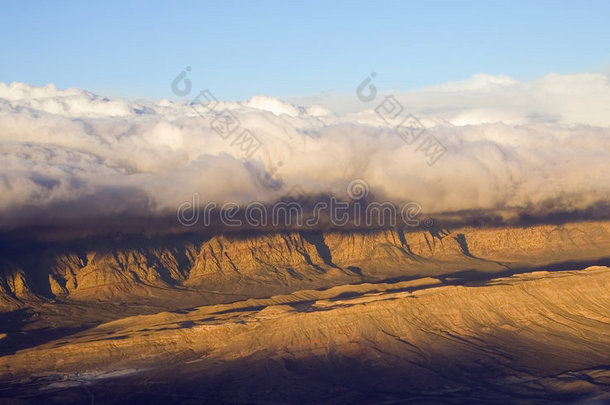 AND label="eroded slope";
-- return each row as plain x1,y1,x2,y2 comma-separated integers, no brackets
1,266,609,404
